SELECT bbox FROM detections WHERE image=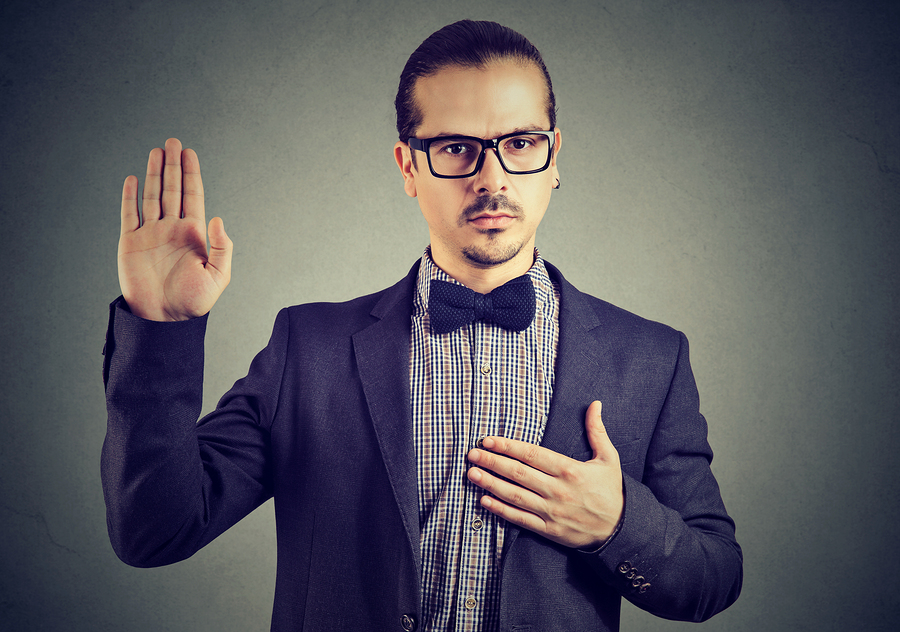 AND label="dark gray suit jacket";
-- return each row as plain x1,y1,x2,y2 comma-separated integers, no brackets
102,261,741,631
